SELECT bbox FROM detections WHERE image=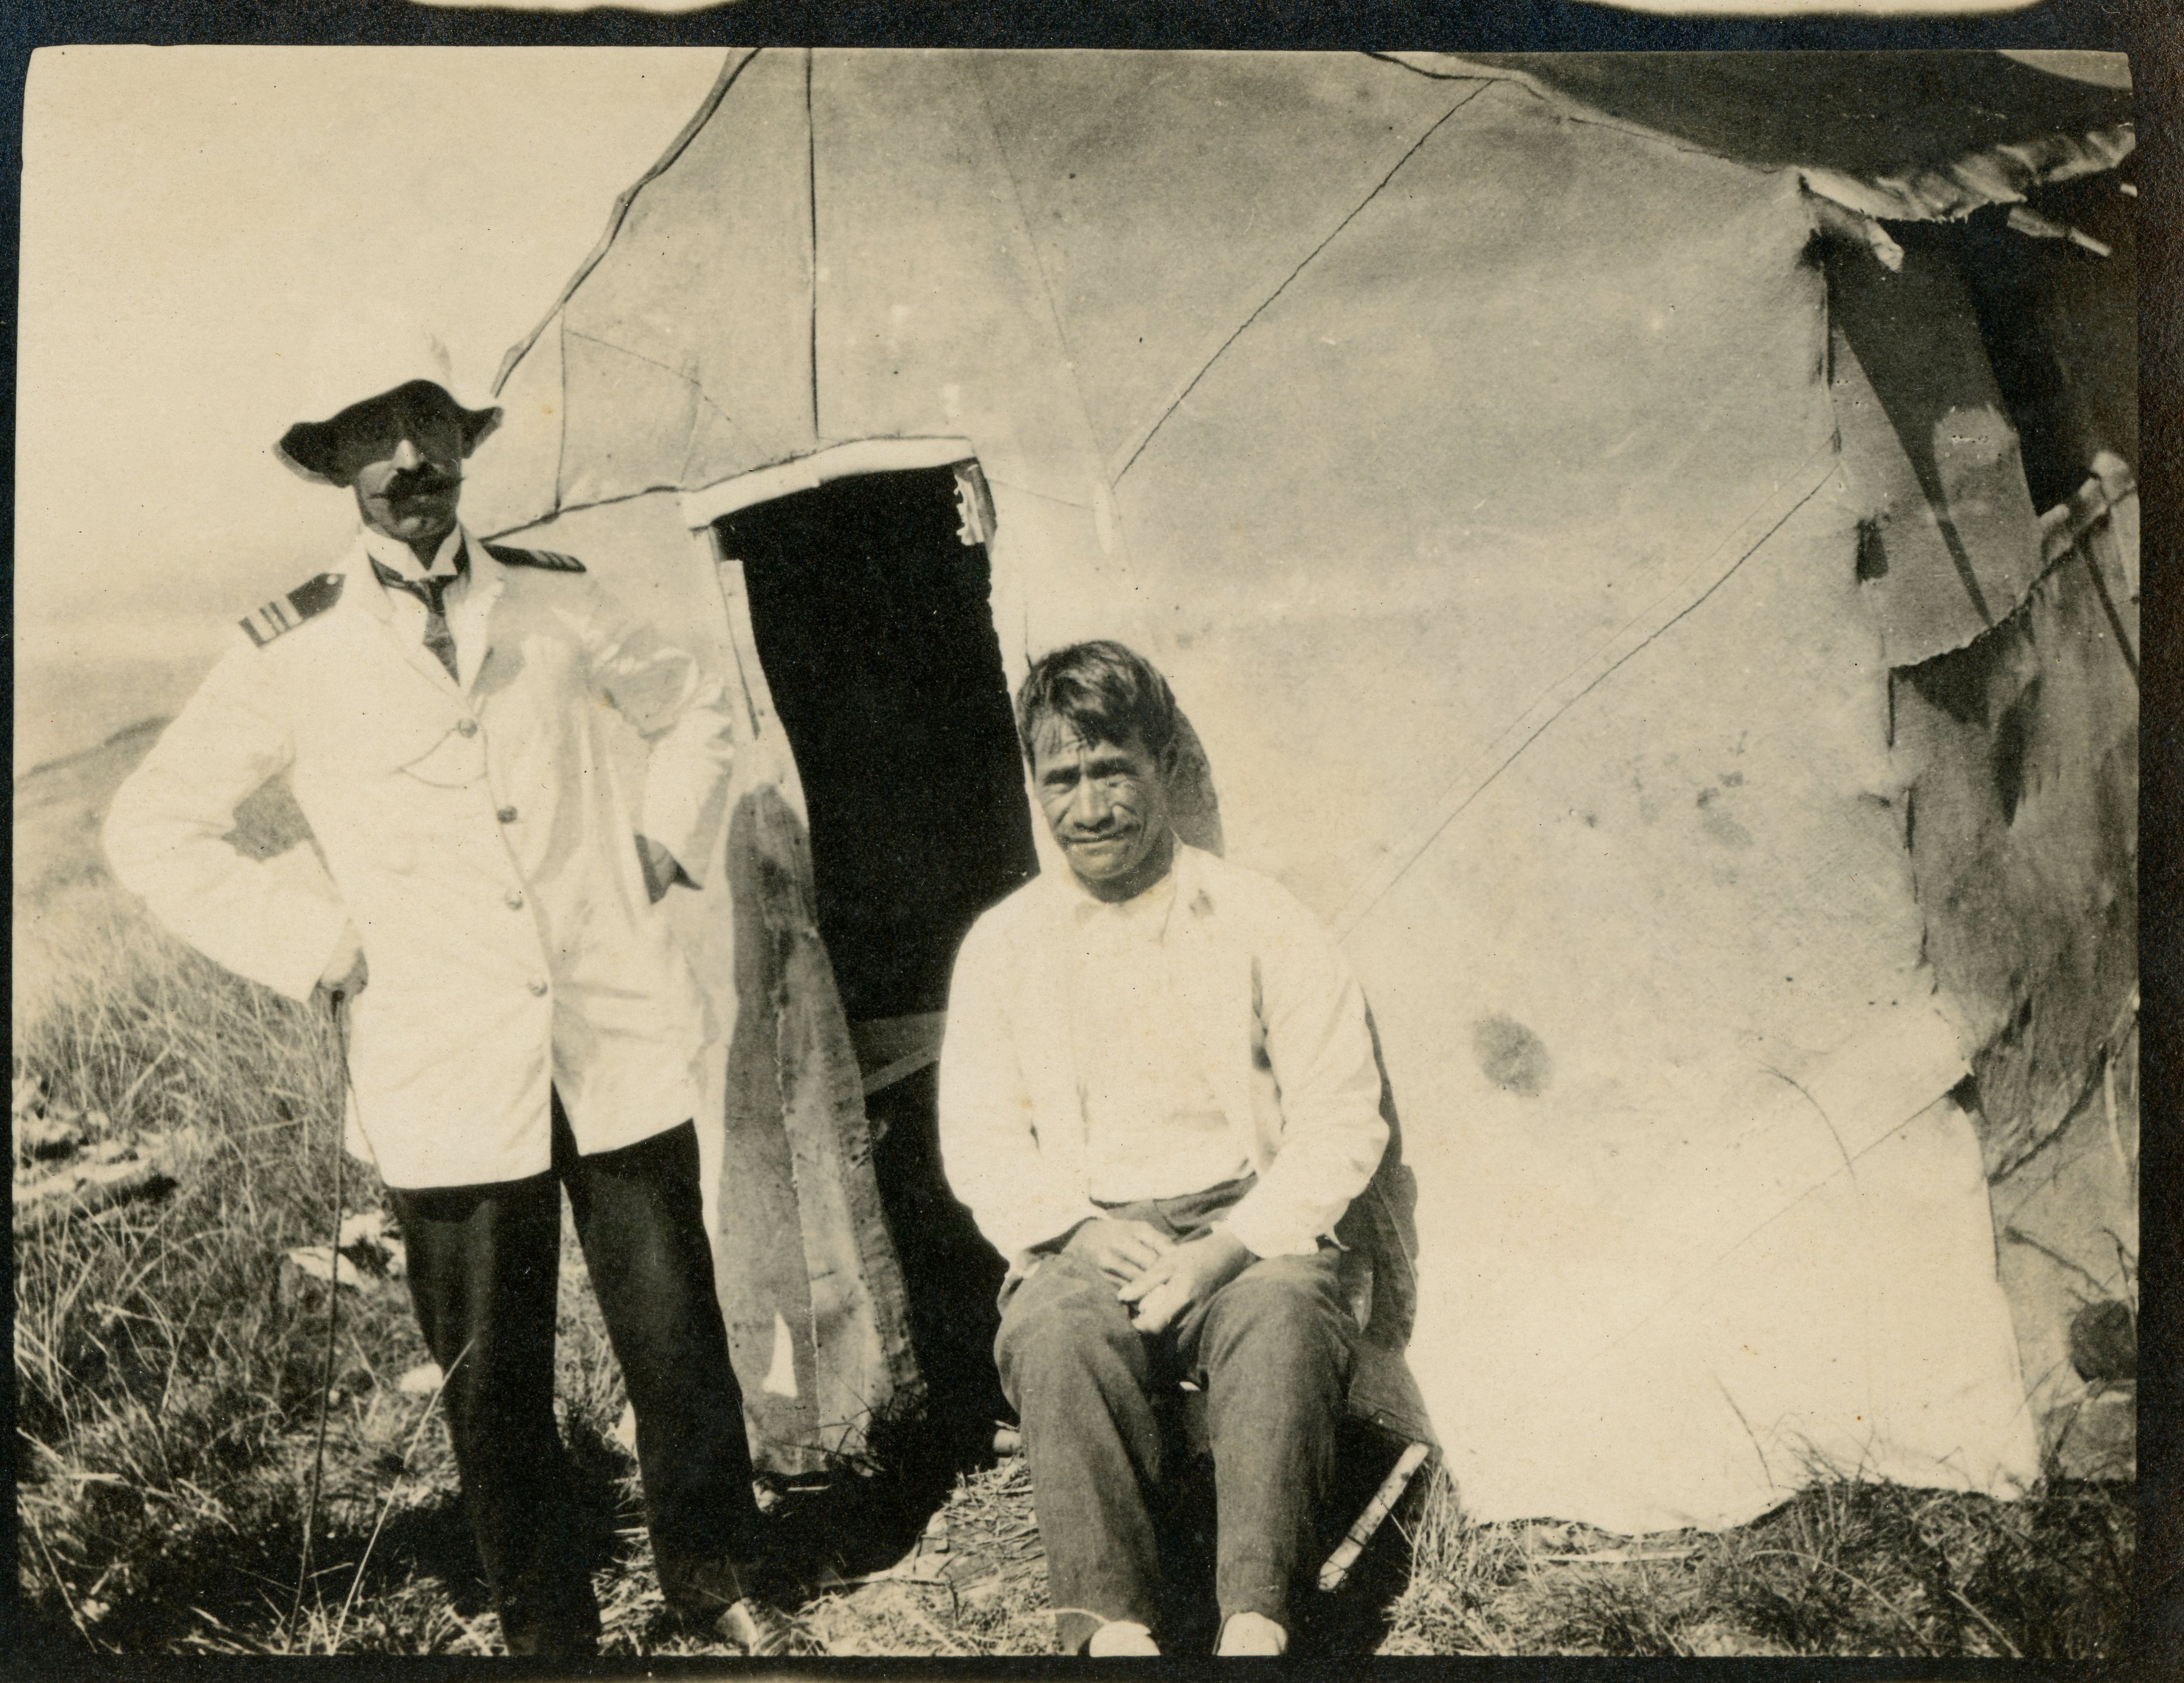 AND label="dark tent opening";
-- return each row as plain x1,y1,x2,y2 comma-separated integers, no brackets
717,464,1037,1460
